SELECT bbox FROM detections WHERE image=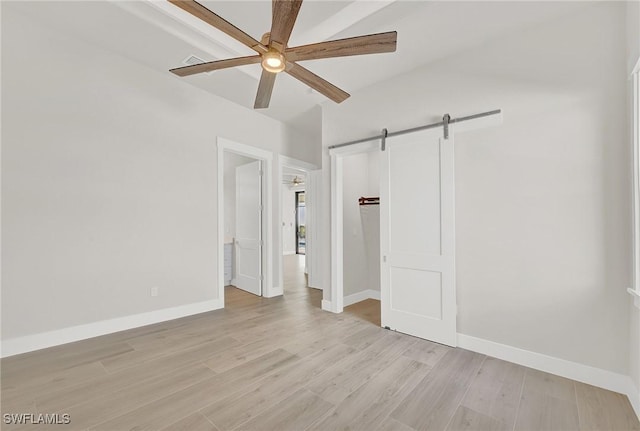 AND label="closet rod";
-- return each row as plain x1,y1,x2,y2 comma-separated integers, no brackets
328,109,501,150
359,196,379,206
